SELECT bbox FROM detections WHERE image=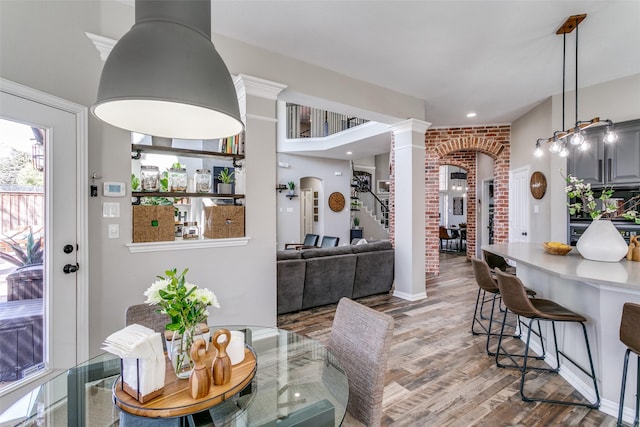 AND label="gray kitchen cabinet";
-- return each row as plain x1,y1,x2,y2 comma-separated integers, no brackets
568,118,640,186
